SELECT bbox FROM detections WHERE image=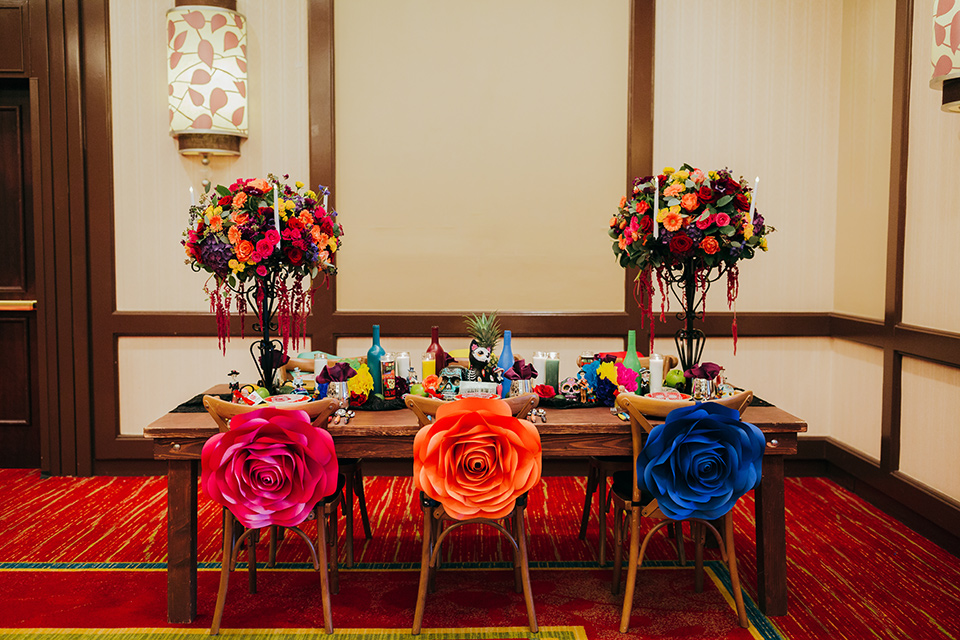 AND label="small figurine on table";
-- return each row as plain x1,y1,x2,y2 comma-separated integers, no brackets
291,367,310,396
228,369,241,403
576,370,595,404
